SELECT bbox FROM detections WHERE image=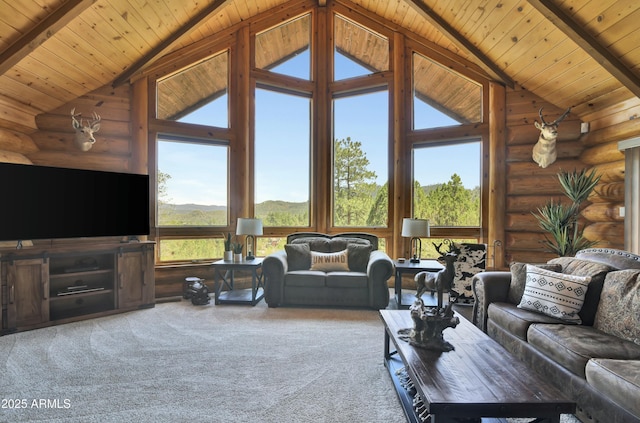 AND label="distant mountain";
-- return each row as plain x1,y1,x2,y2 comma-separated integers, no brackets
256,200,308,215
160,201,309,214
161,203,227,212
